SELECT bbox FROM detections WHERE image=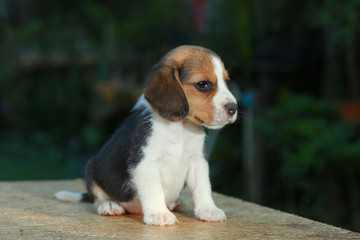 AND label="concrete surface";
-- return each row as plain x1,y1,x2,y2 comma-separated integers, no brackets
0,180,359,239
